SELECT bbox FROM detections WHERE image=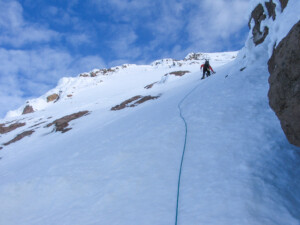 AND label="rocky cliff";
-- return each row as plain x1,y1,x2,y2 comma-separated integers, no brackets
248,0,300,147
268,21,300,147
